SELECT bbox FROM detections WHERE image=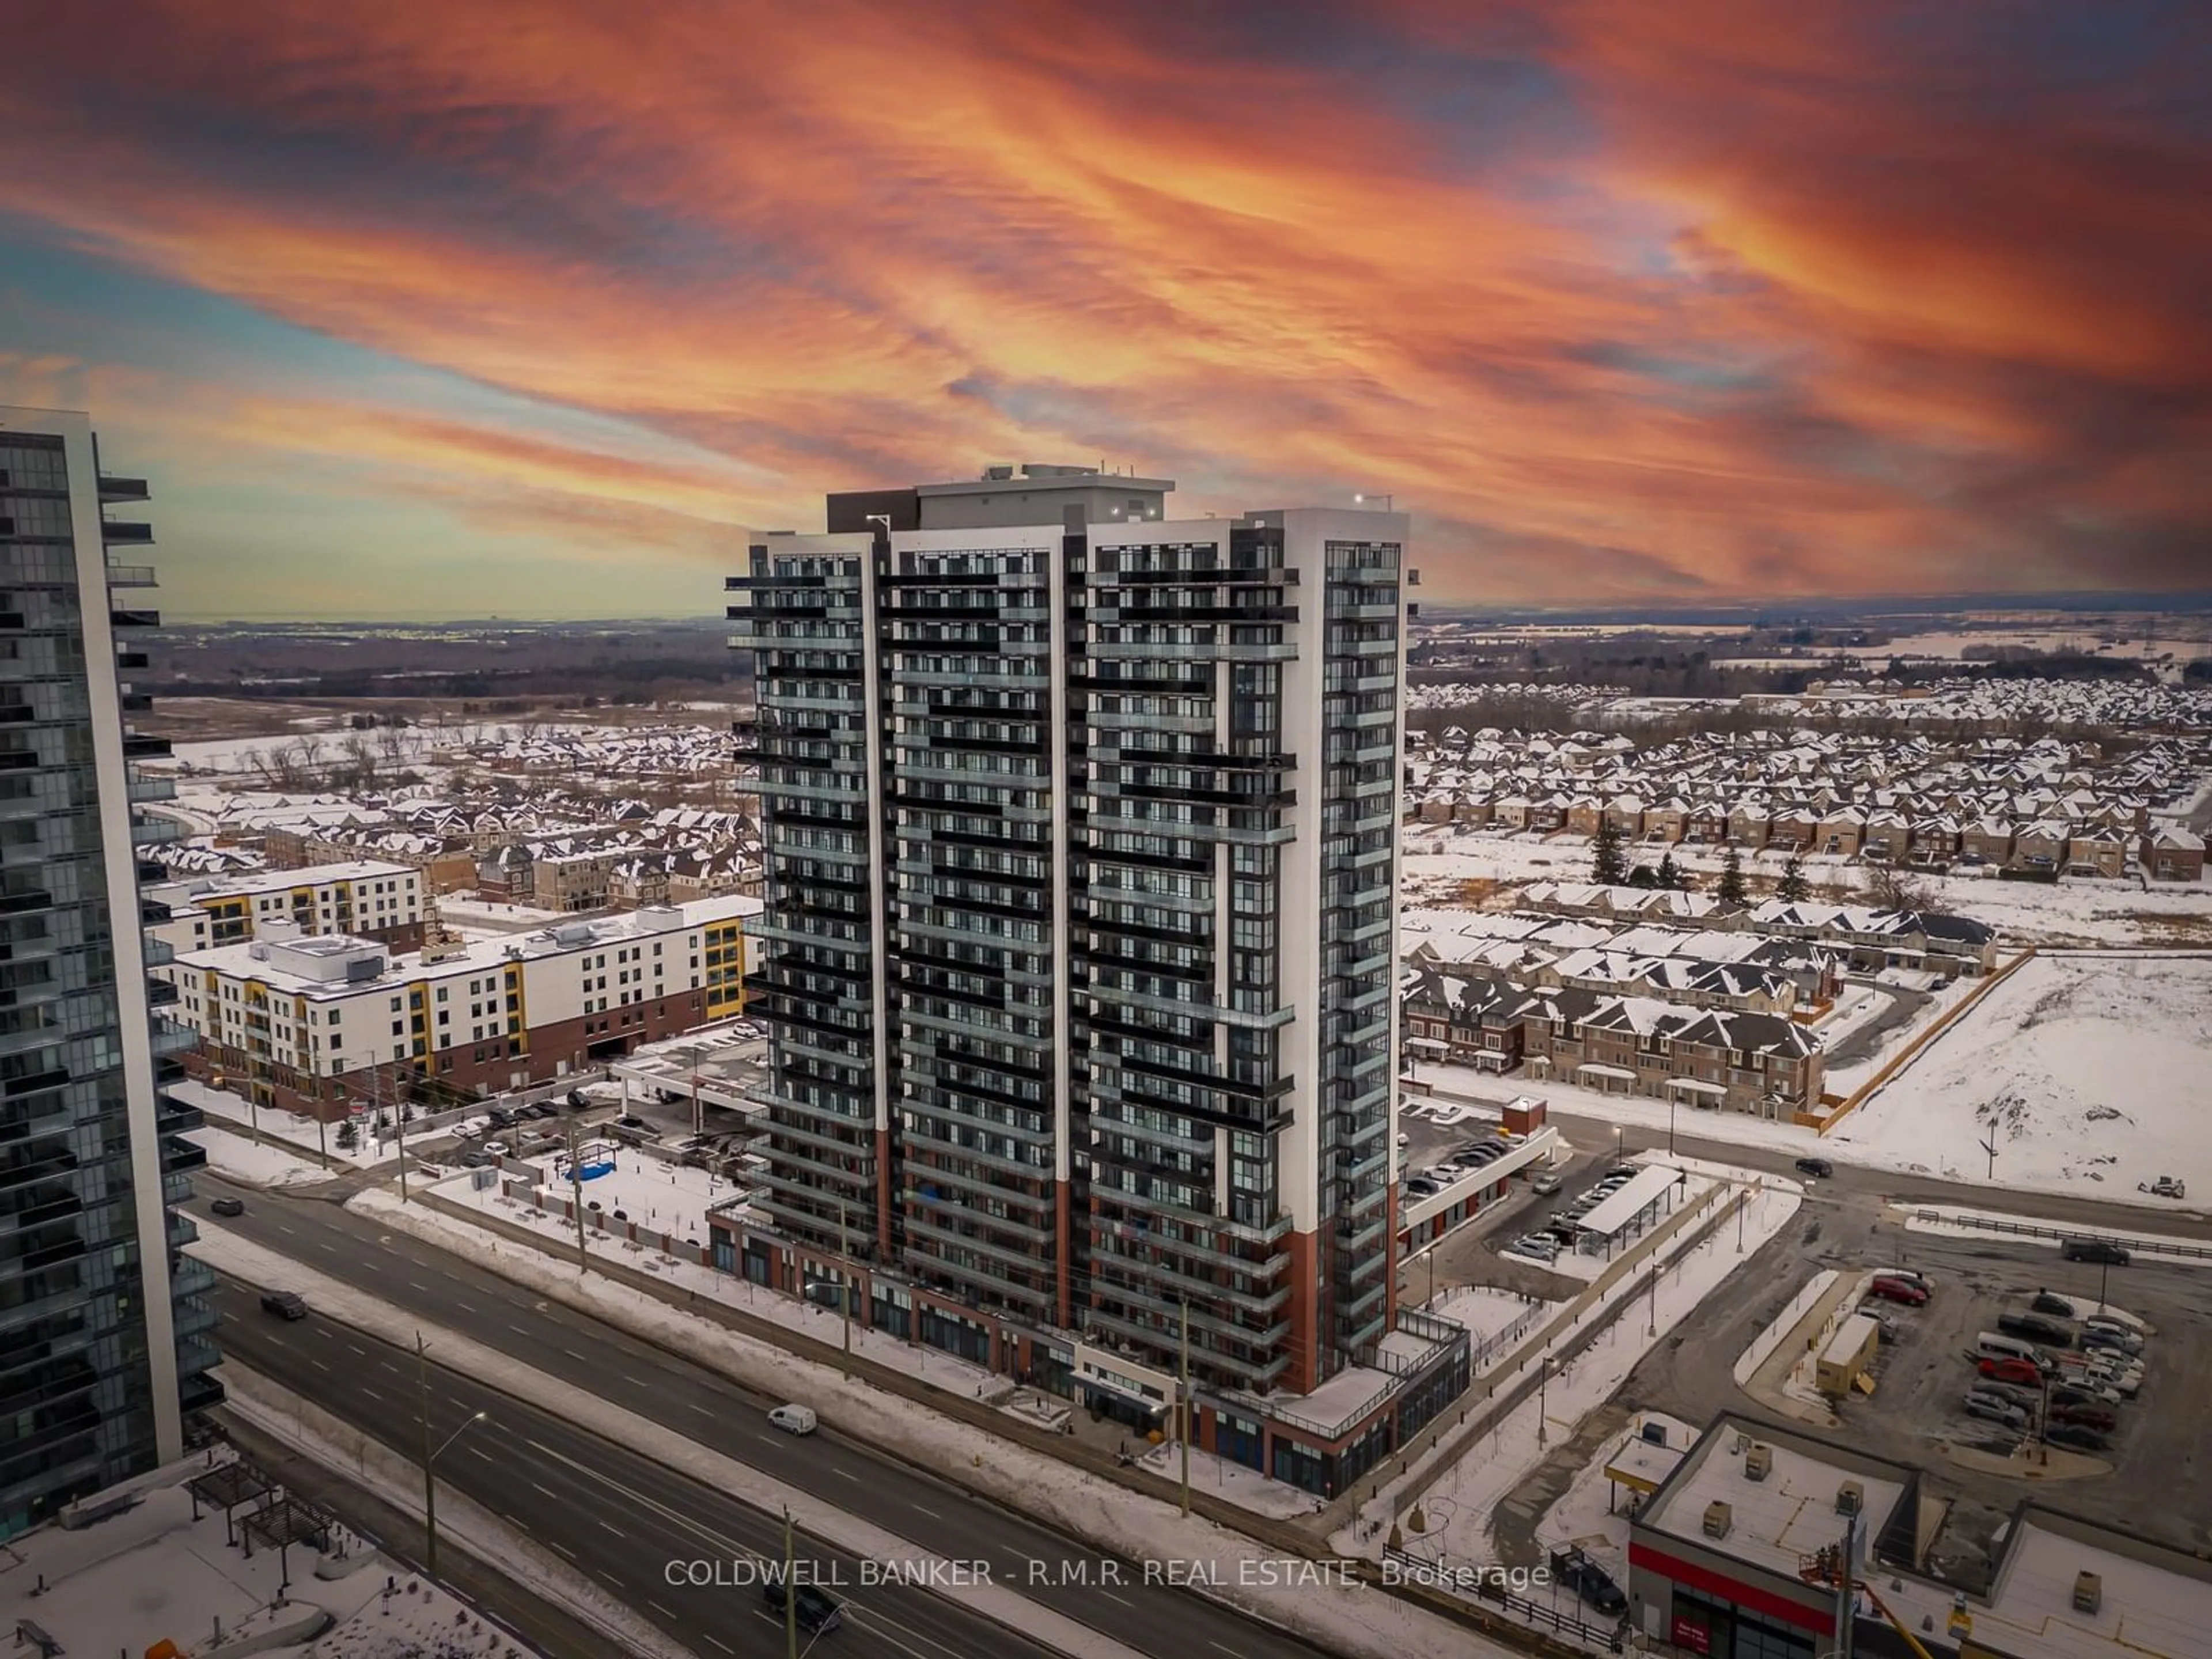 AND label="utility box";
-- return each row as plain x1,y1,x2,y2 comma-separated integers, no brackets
1703,1501,1733,1540
2074,1572,2103,1614
1745,1444,1773,1482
